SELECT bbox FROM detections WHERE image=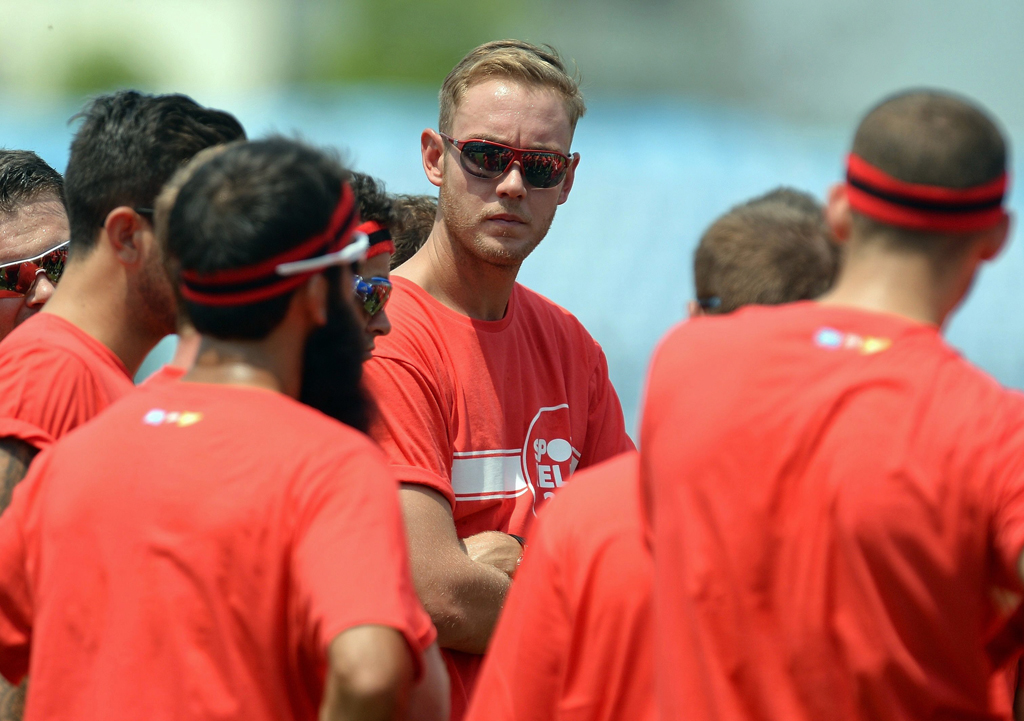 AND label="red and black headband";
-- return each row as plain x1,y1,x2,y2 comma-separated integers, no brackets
846,153,1009,233
180,183,367,307
358,220,396,260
